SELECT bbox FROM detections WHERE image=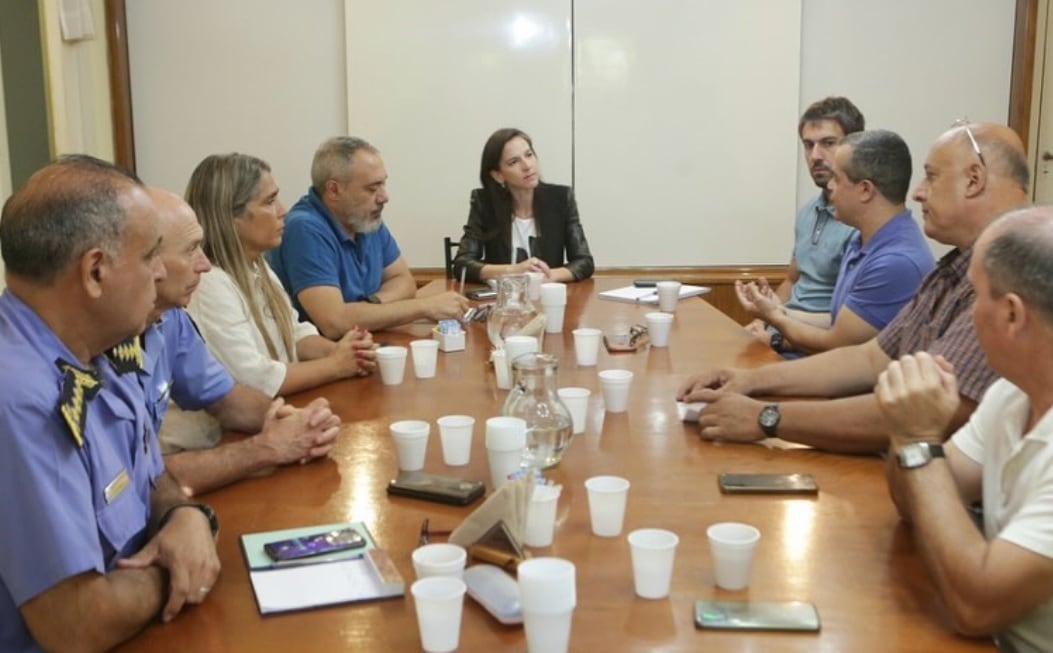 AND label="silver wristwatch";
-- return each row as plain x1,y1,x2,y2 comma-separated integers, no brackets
896,442,945,469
